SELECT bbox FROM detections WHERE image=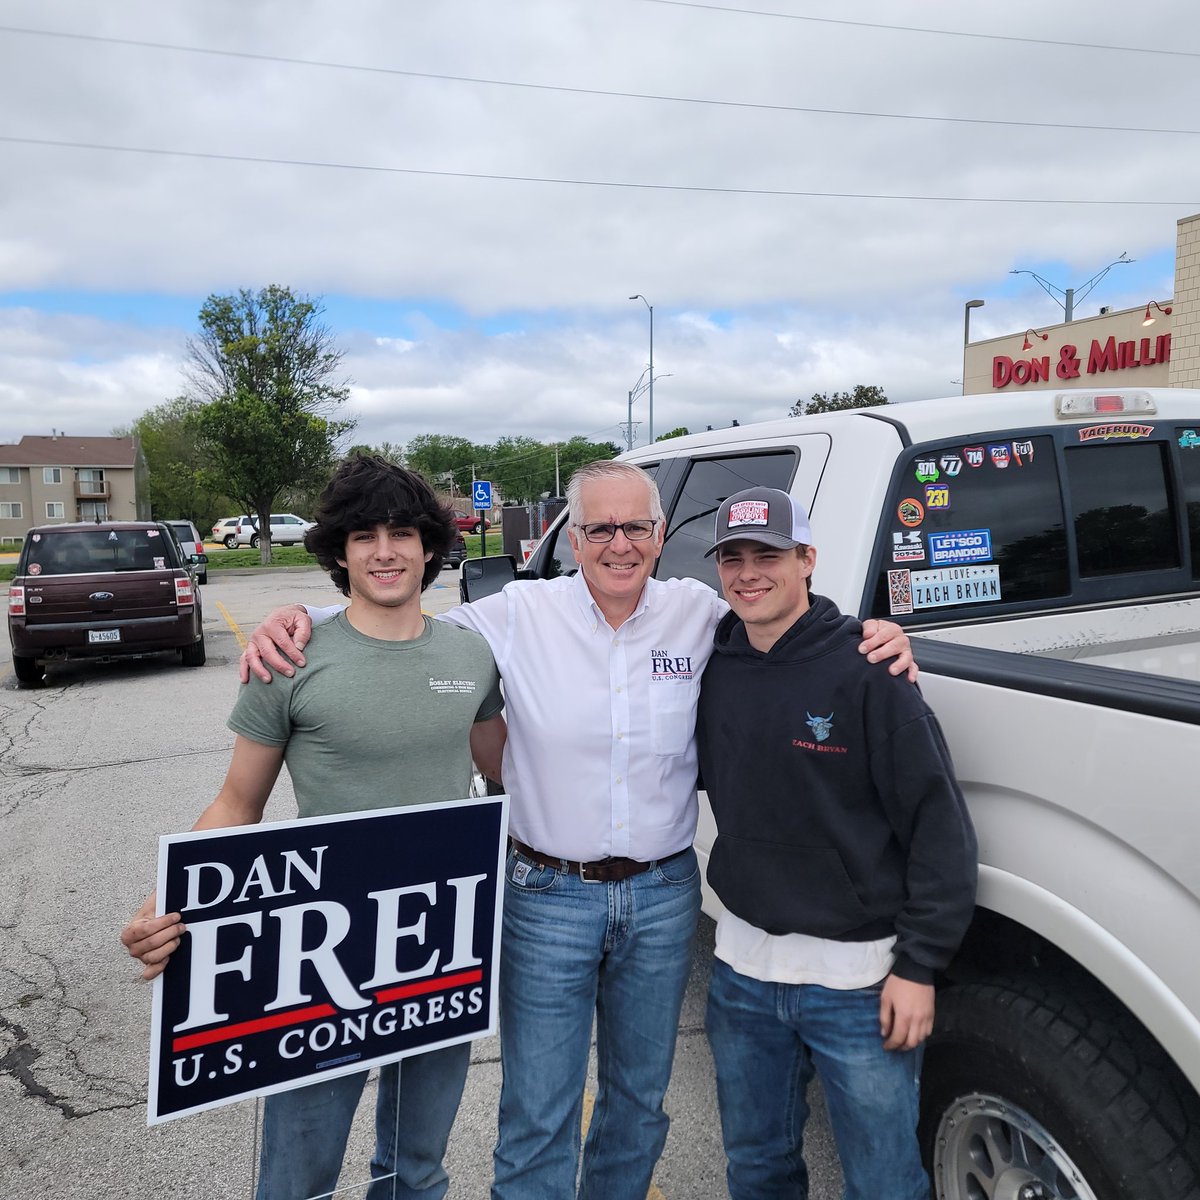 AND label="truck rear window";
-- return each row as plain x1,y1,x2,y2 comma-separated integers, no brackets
23,530,172,575
870,435,1069,620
